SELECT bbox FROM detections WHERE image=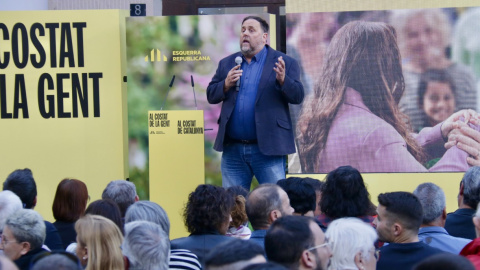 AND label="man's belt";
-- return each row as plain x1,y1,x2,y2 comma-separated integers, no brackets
229,138,258,144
